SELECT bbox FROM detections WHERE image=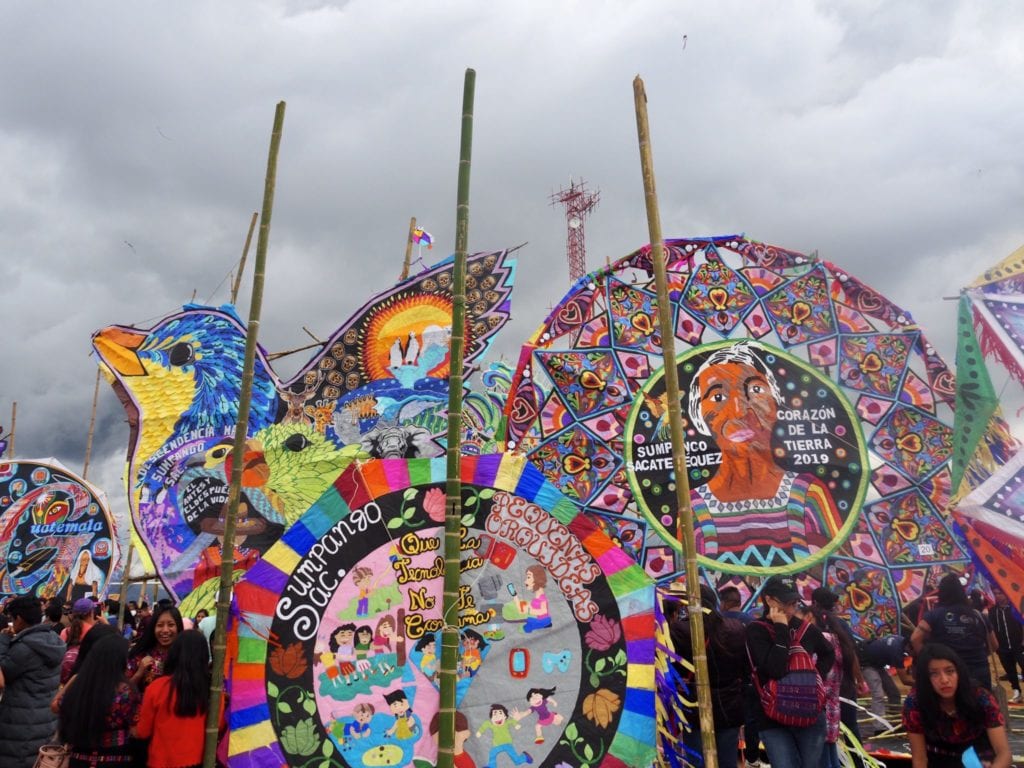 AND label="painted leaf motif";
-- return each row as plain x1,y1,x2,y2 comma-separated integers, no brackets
270,642,308,679
279,718,319,755
582,688,620,728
